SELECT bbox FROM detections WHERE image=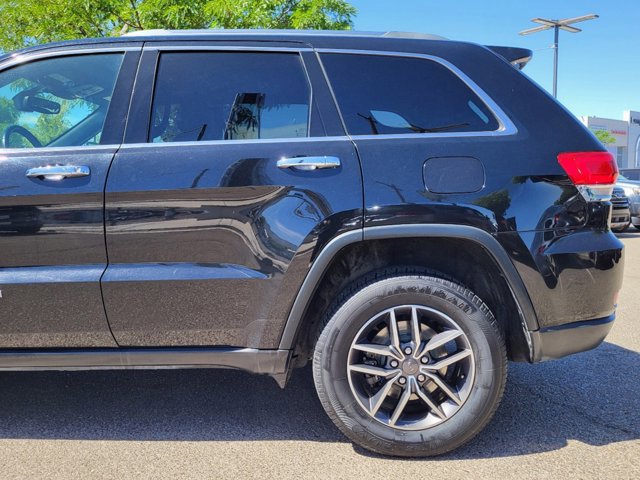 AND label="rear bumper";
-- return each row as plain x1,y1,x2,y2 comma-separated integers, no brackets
505,229,624,329
499,229,623,362
530,314,615,362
